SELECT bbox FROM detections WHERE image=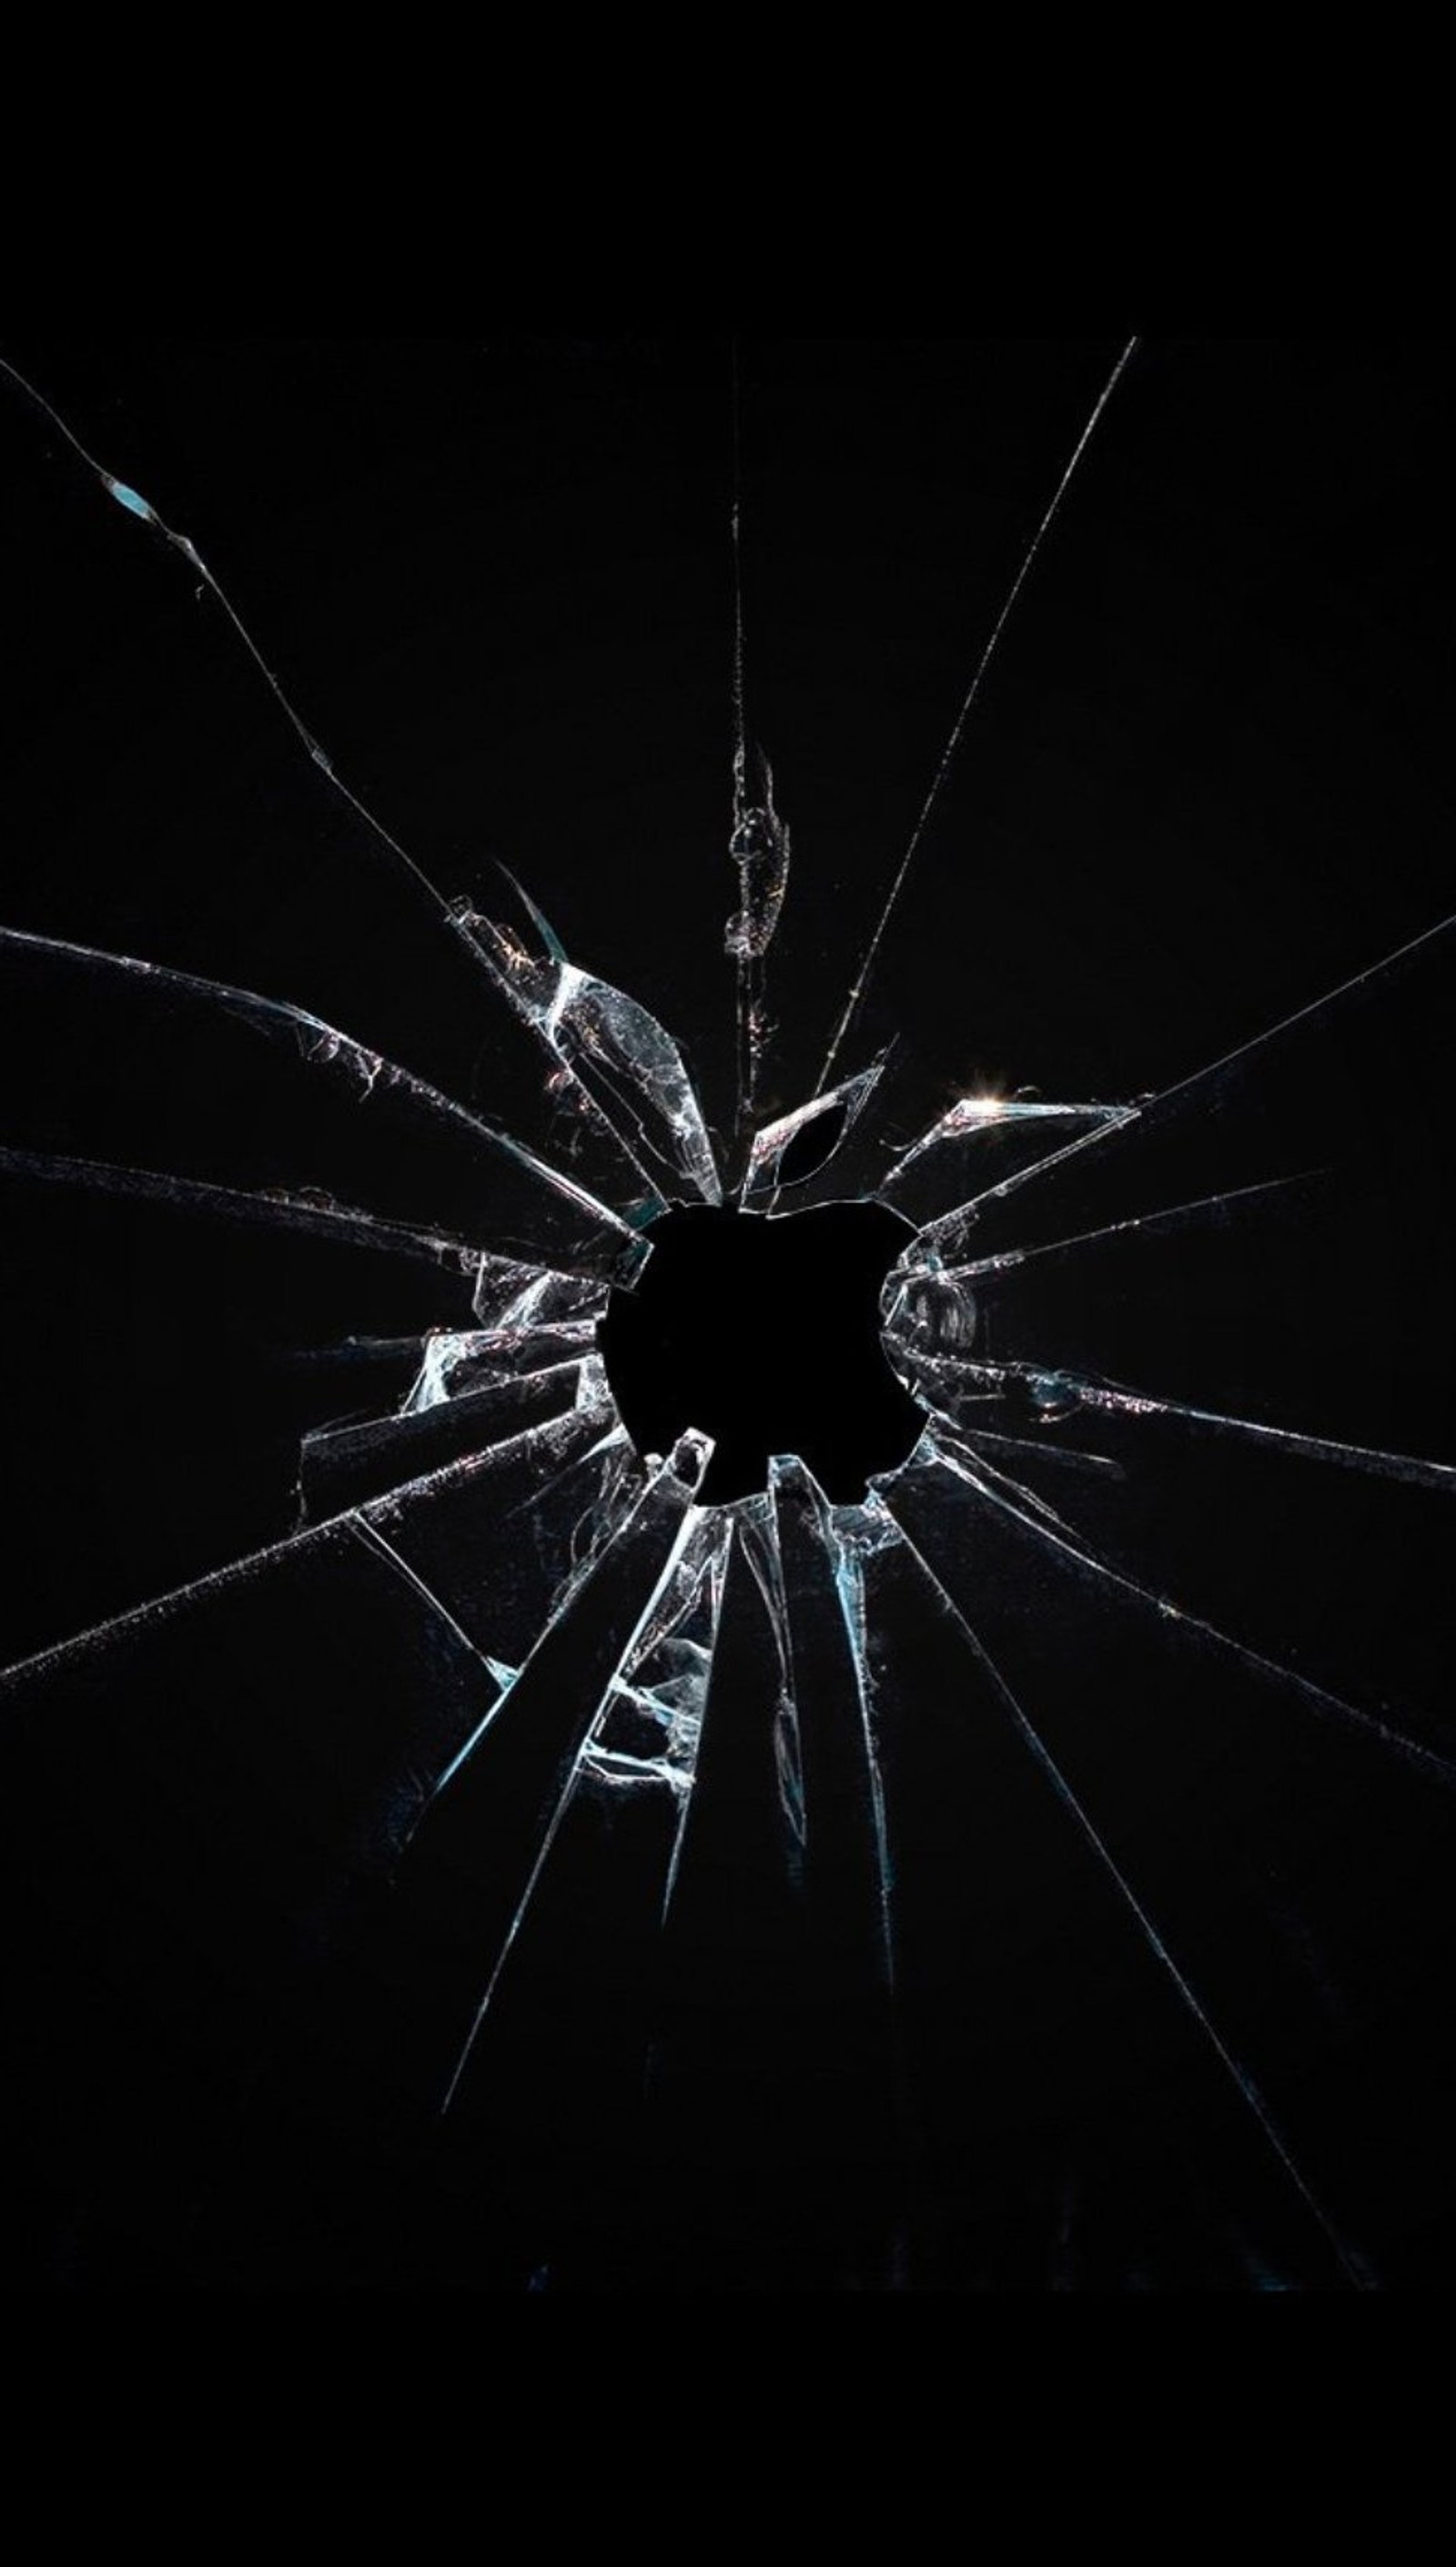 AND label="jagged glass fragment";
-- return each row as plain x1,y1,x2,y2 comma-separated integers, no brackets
451,878,721,1207
741,1058,886,1199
